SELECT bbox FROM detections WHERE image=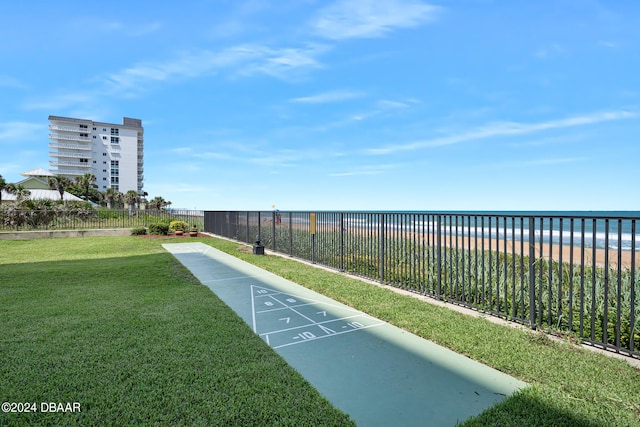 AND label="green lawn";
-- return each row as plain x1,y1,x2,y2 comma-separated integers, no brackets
2,236,639,426
0,237,354,426
203,237,640,427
